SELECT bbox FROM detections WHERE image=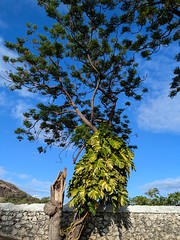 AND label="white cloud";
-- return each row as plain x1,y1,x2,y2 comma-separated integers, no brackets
11,101,31,121
22,178,51,197
136,44,180,133
142,177,180,194
0,89,35,122
0,37,38,99
0,37,17,64
0,37,18,87
137,44,178,91
0,166,51,198
16,87,36,98
137,90,180,133
0,37,35,99
0,35,50,103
